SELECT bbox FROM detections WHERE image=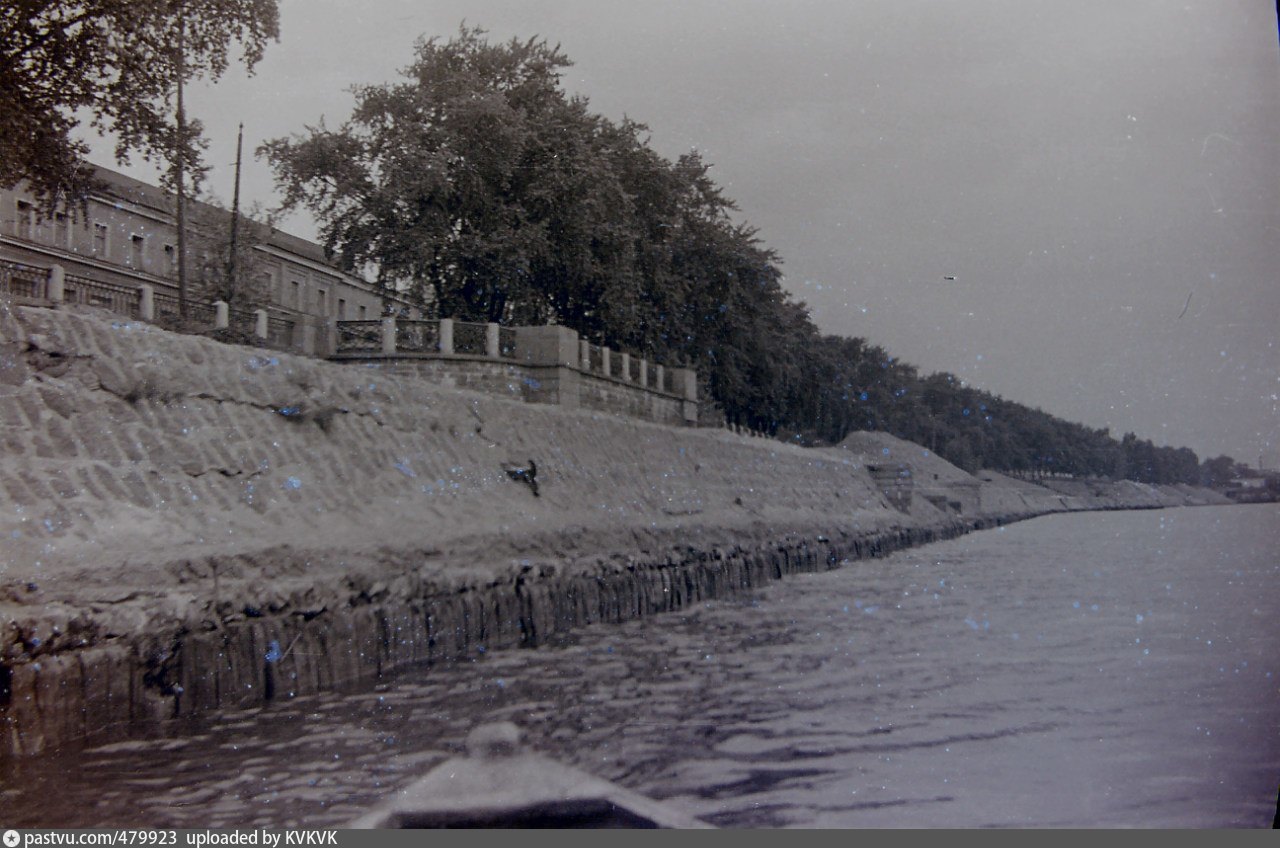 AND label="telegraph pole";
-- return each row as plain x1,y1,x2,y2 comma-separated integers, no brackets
175,14,188,322
227,122,244,297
